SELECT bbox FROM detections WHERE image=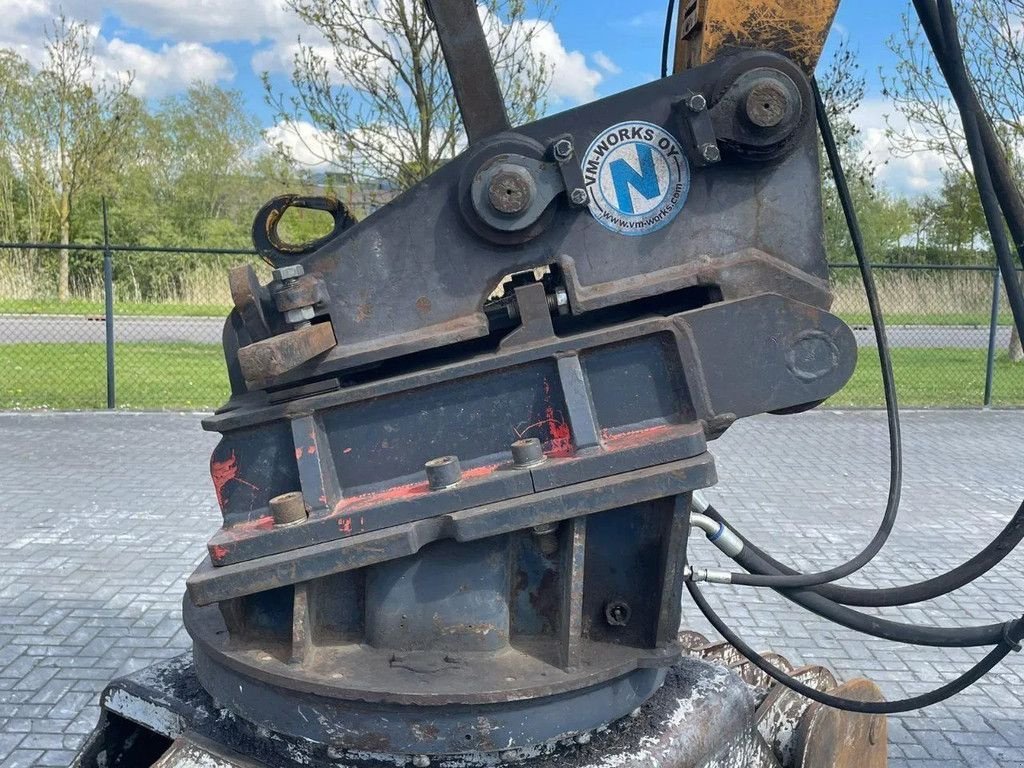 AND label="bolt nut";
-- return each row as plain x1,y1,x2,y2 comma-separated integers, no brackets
552,138,574,162
270,491,307,526
700,143,721,163
604,600,631,627
687,92,707,112
425,455,462,490
284,305,315,325
745,79,790,128
272,264,305,282
511,438,546,468
487,166,535,215
569,187,588,206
